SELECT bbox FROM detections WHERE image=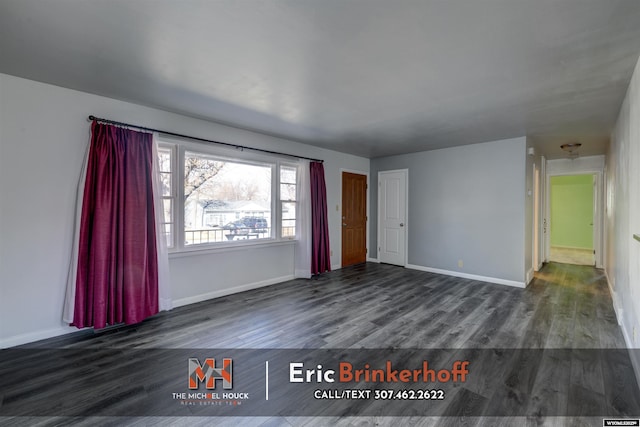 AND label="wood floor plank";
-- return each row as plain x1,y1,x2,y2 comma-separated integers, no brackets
5,261,638,424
